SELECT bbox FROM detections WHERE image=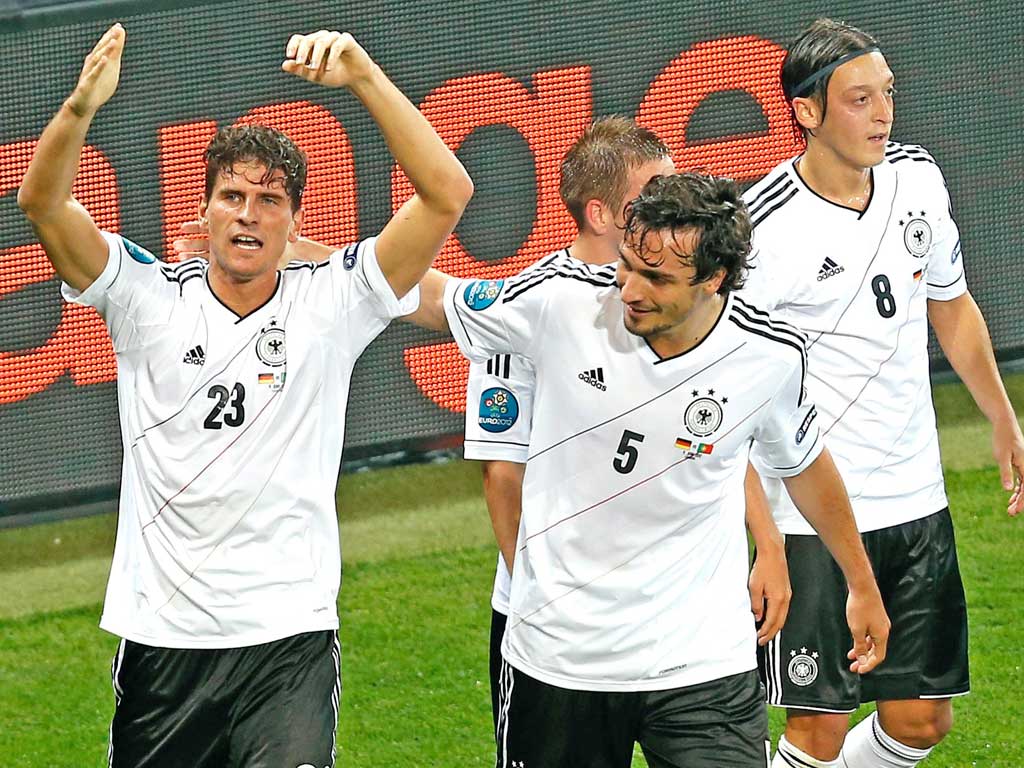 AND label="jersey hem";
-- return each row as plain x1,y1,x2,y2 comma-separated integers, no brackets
502,652,756,693
776,499,949,535
99,616,340,649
